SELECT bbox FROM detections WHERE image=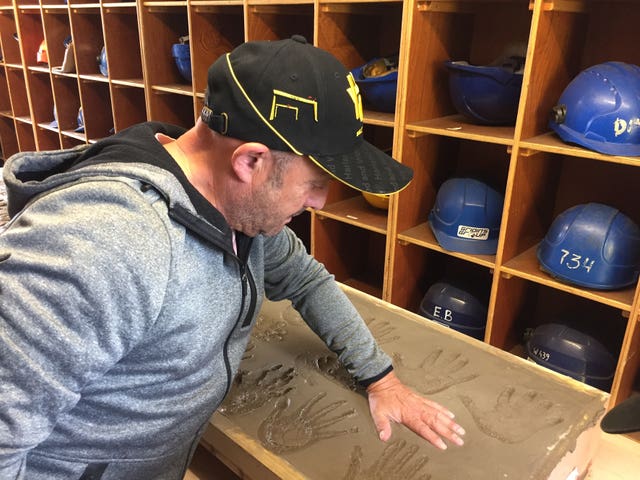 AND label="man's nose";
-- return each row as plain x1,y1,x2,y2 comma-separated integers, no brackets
305,186,329,210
